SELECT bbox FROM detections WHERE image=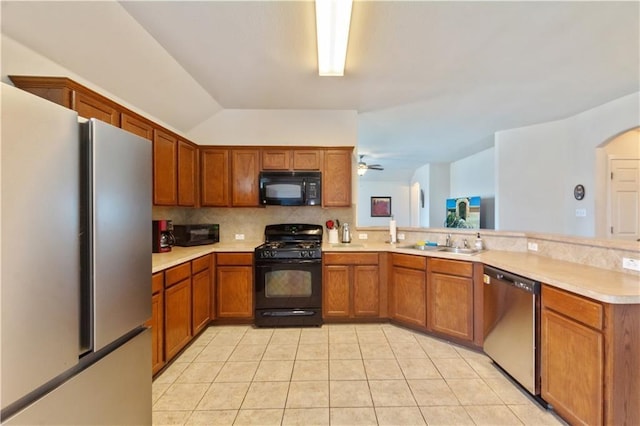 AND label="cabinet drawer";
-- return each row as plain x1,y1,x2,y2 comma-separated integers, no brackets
542,285,603,330
429,258,473,277
192,254,212,274
165,262,191,287
217,252,253,266
392,253,426,270
152,272,164,295
324,252,378,265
